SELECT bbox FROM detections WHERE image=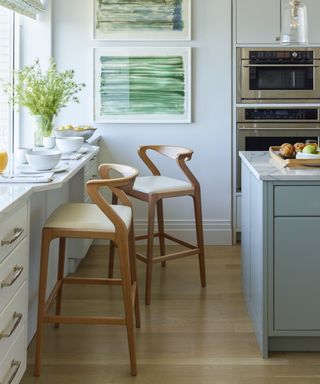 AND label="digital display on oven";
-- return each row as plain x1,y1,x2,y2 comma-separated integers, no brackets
245,109,318,121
